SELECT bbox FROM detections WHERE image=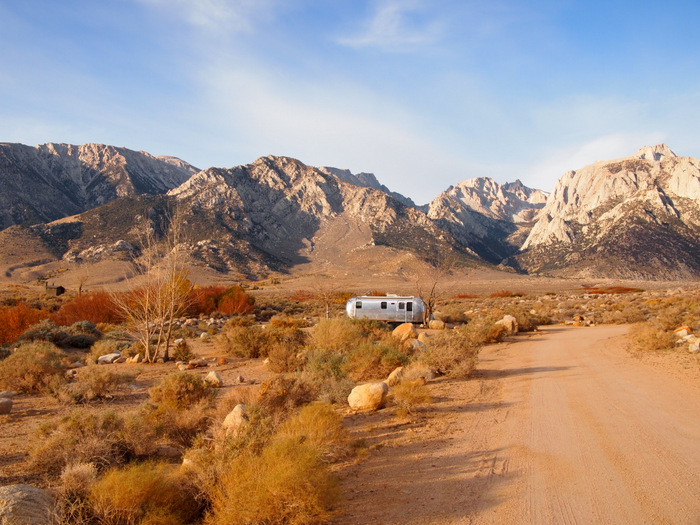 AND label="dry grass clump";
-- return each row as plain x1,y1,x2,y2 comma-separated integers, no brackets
0,341,67,394
418,326,483,378
202,403,343,525
148,372,216,410
391,379,432,416
311,317,365,353
205,438,339,525
216,316,308,361
30,409,136,475
59,366,136,404
88,462,201,525
629,322,678,352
